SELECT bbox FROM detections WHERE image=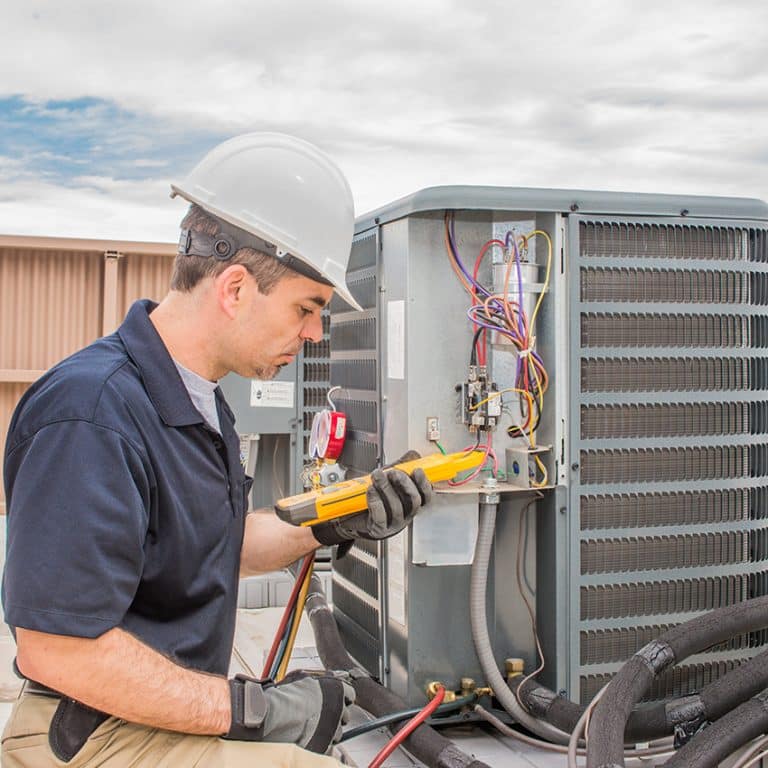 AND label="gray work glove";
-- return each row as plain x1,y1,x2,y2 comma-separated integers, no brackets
224,670,355,753
312,450,432,546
